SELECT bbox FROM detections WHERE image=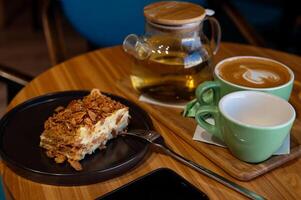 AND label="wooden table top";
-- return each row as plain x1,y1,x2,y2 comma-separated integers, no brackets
1,42,301,200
